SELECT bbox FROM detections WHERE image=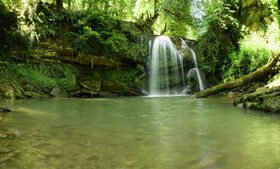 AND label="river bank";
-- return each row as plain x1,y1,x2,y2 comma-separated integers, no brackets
0,61,145,101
